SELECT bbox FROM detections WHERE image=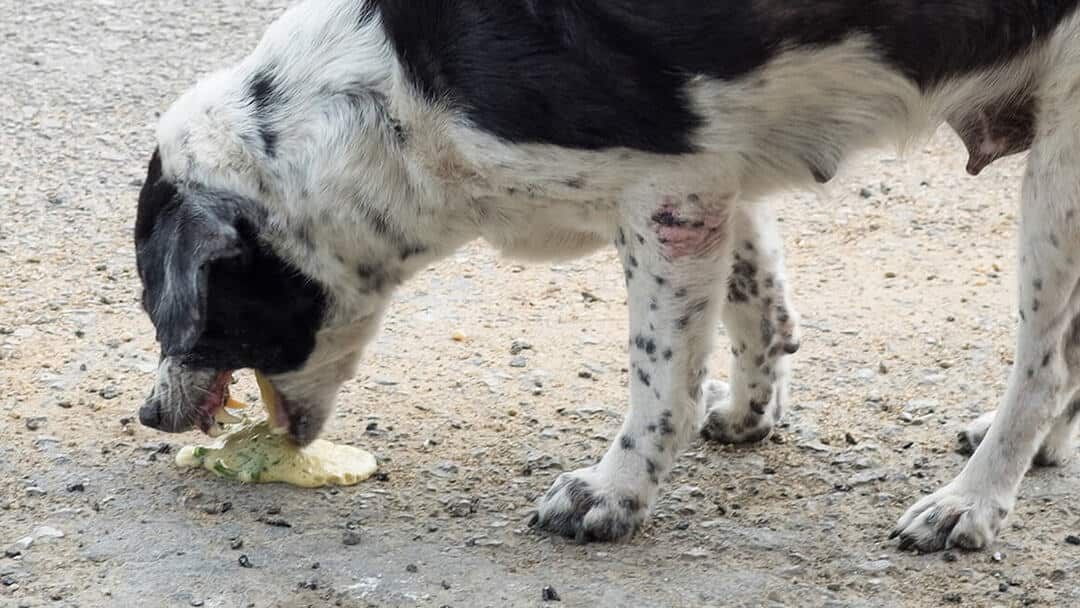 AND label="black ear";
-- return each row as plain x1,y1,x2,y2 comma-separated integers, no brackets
135,162,263,356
